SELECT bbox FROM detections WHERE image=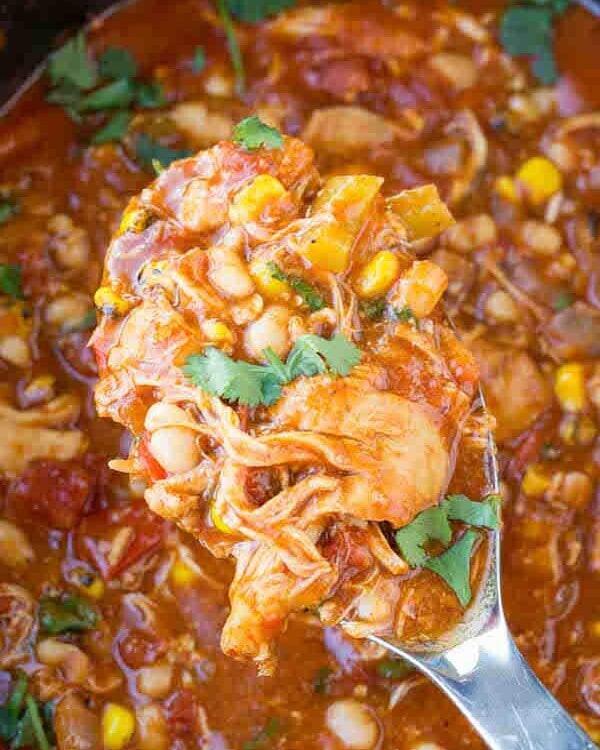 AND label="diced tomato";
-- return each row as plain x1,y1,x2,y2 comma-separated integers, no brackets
138,432,168,481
